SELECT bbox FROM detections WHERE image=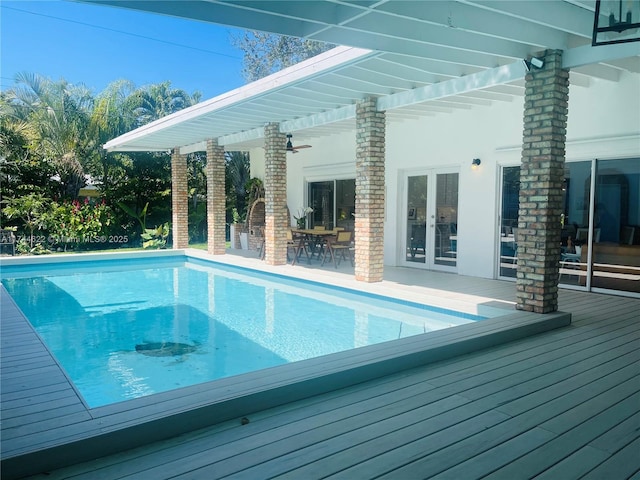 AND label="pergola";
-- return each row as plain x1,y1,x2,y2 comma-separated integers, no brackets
88,0,640,312
95,1,639,154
